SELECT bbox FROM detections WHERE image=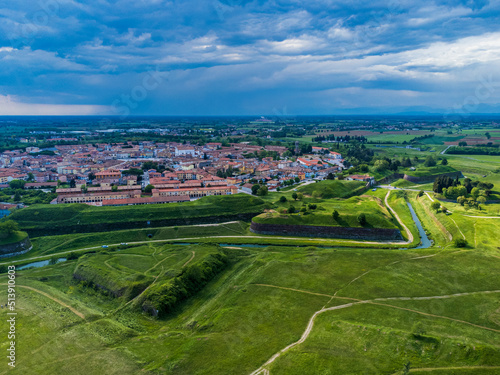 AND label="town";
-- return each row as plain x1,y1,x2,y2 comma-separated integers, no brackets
0,138,376,208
